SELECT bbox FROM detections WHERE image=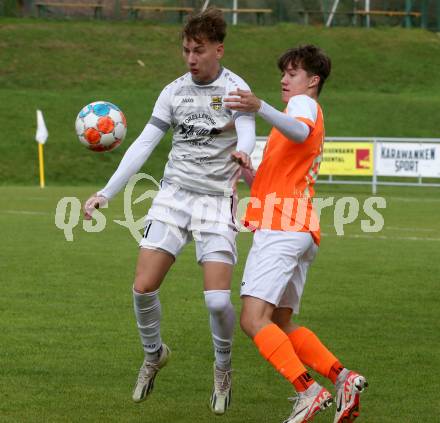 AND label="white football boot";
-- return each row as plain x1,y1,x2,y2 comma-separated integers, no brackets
210,363,232,415
283,383,333,423
334,369,368,423
132,344,171,403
